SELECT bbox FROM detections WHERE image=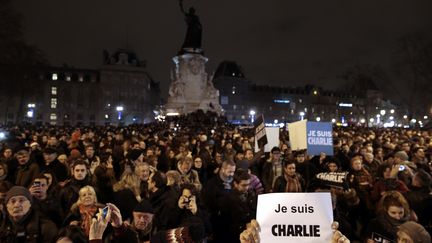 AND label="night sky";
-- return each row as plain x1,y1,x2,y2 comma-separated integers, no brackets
12,0,432,98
